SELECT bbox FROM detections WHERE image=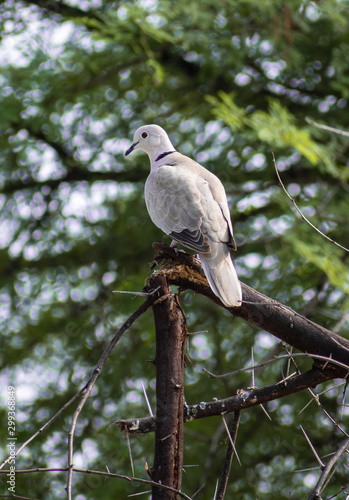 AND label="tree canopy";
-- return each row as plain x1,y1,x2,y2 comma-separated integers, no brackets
0,0,348,498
